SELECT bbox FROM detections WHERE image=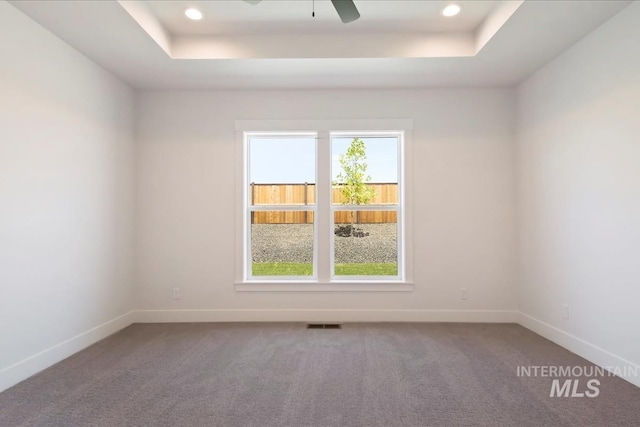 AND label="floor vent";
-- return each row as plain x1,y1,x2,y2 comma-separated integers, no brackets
307,324,342,329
